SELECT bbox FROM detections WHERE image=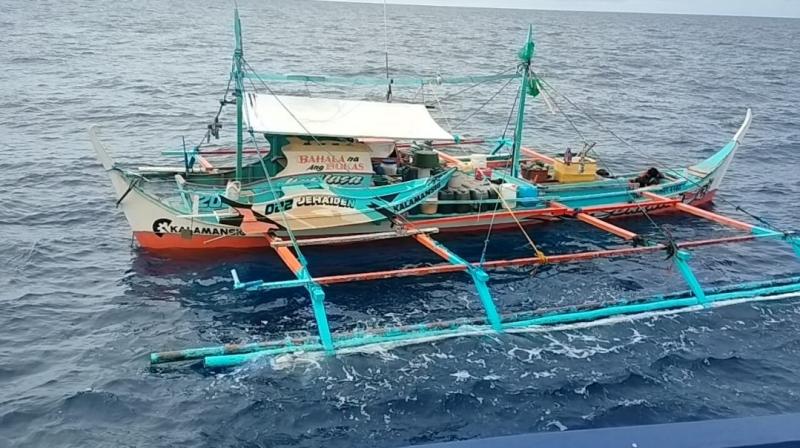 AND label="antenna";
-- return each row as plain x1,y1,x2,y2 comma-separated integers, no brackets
383,0,393,102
